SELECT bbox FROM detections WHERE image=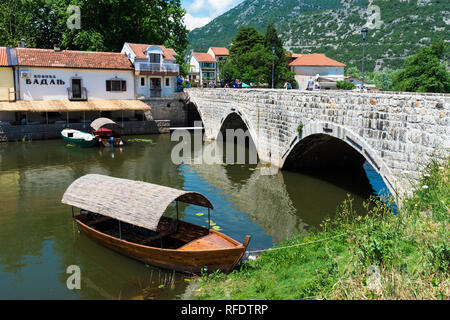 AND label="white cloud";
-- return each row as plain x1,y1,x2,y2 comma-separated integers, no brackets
184,0,241,30
189,0,207,12
184,13,212,30
206,0,236,15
